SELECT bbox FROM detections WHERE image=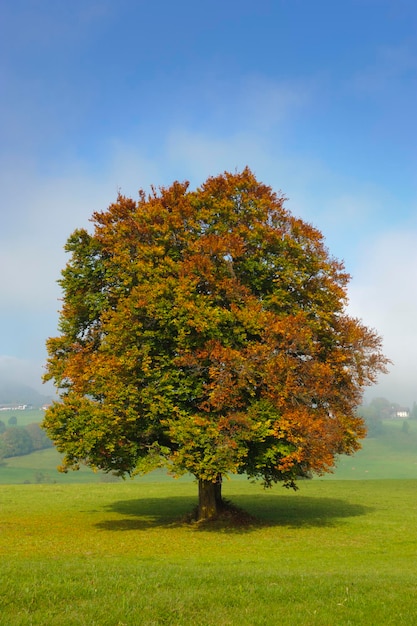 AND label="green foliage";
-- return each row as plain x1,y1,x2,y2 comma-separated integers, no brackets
0,427,33,457
0,419,6,434
358,398,391,437
402,419,410,434
361,414,385,438
0,423,53,459
8,415,17,426
24,423,54,451
43,169,388,497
